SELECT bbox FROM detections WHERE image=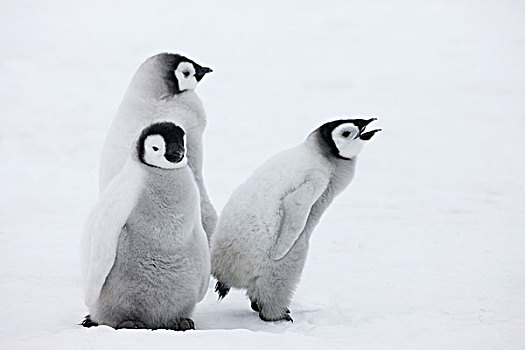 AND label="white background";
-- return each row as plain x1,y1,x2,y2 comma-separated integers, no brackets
1,1,524,348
